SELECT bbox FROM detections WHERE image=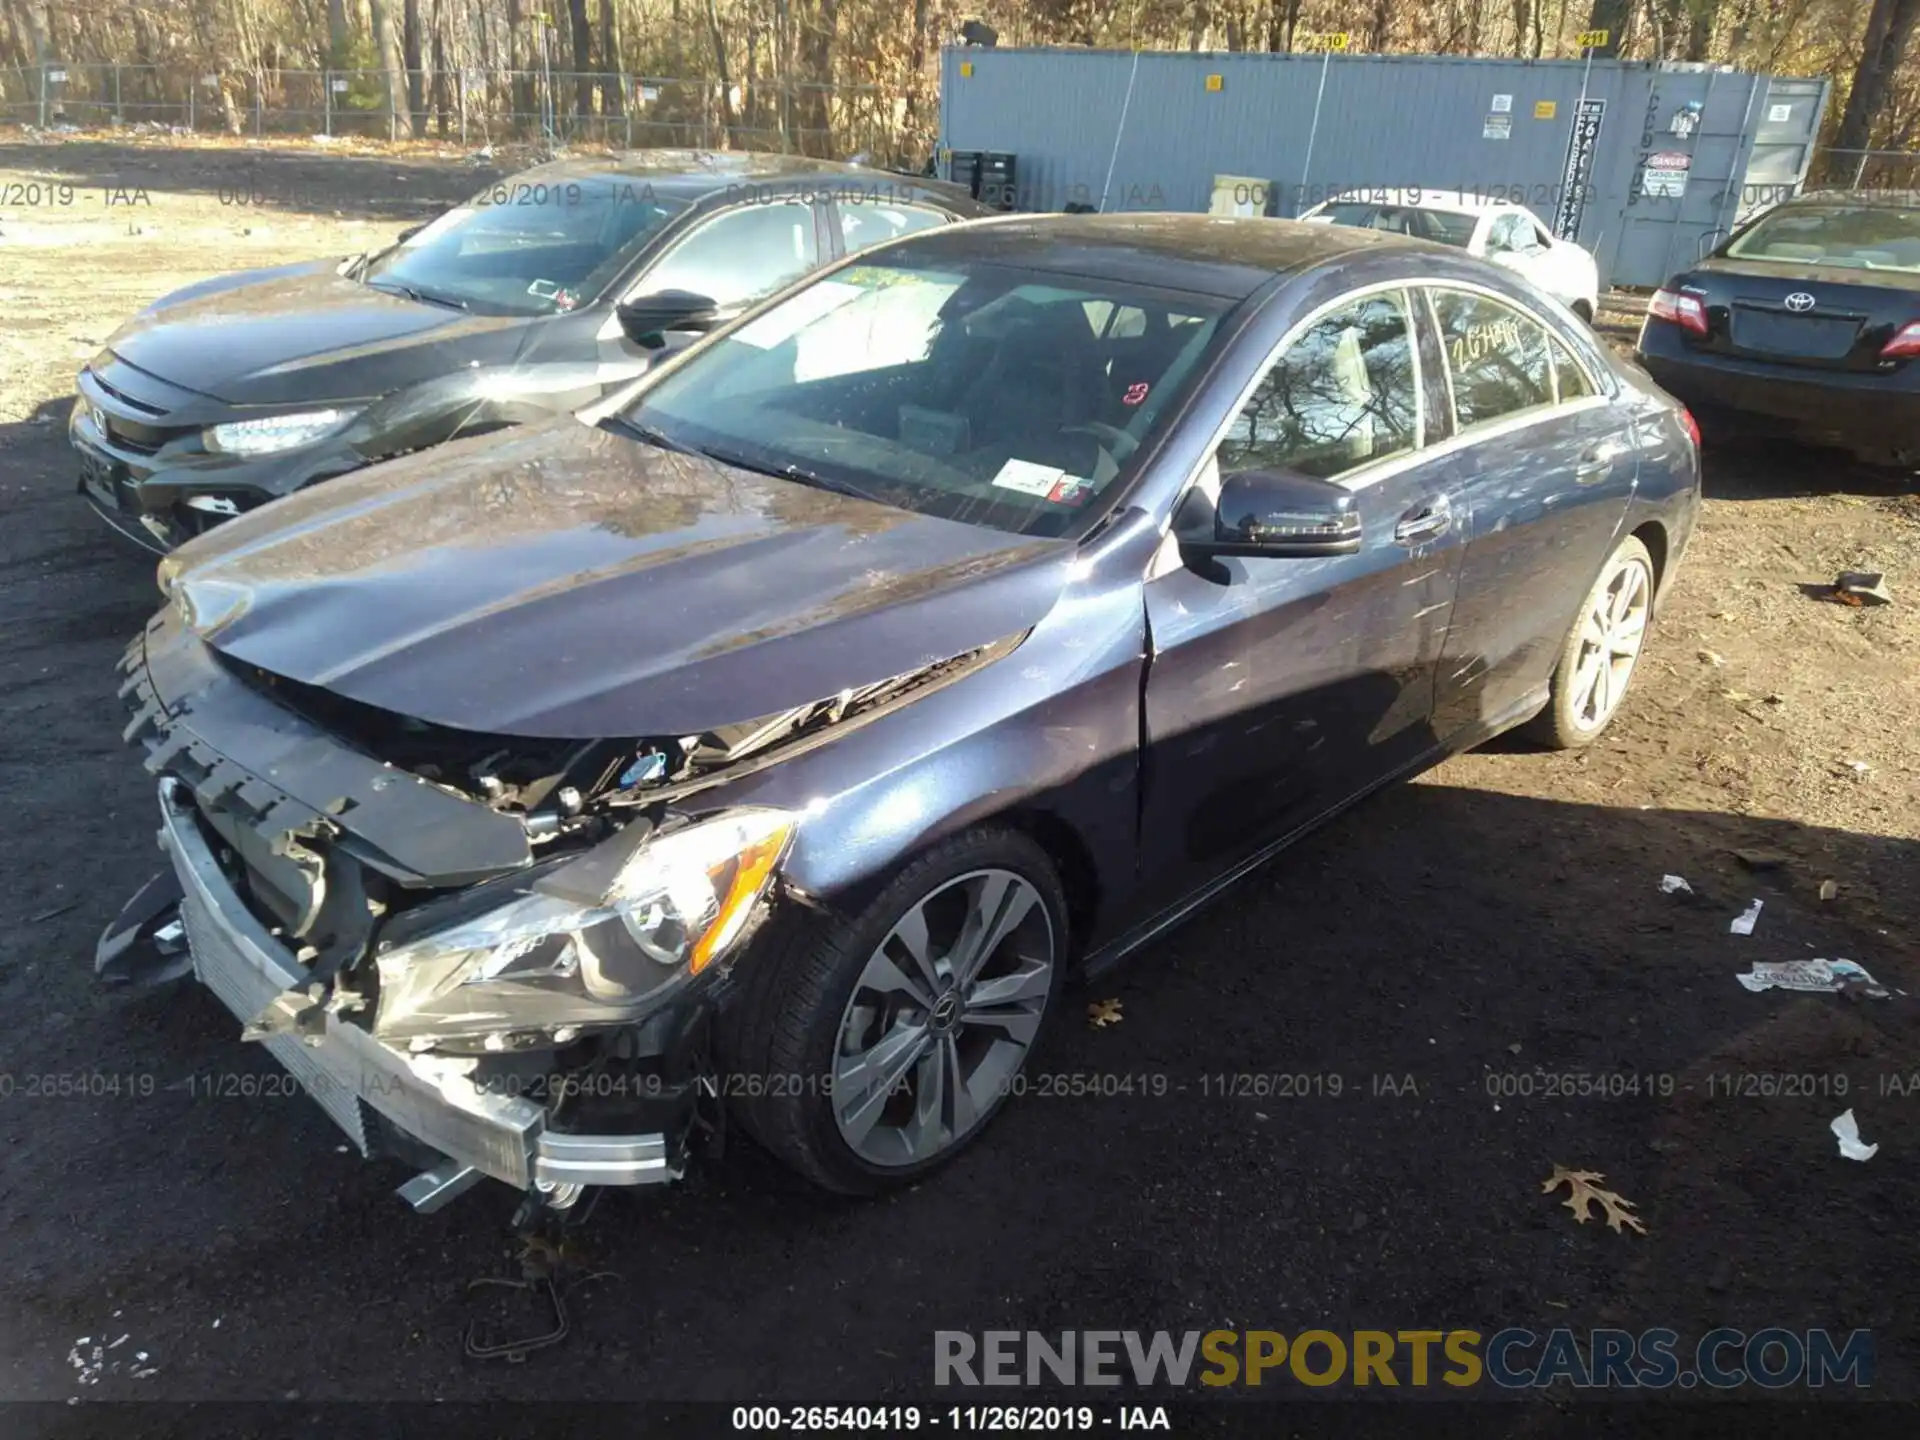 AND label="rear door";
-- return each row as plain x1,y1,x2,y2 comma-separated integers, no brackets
1423,283,1638,741
1137,284,1468,910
